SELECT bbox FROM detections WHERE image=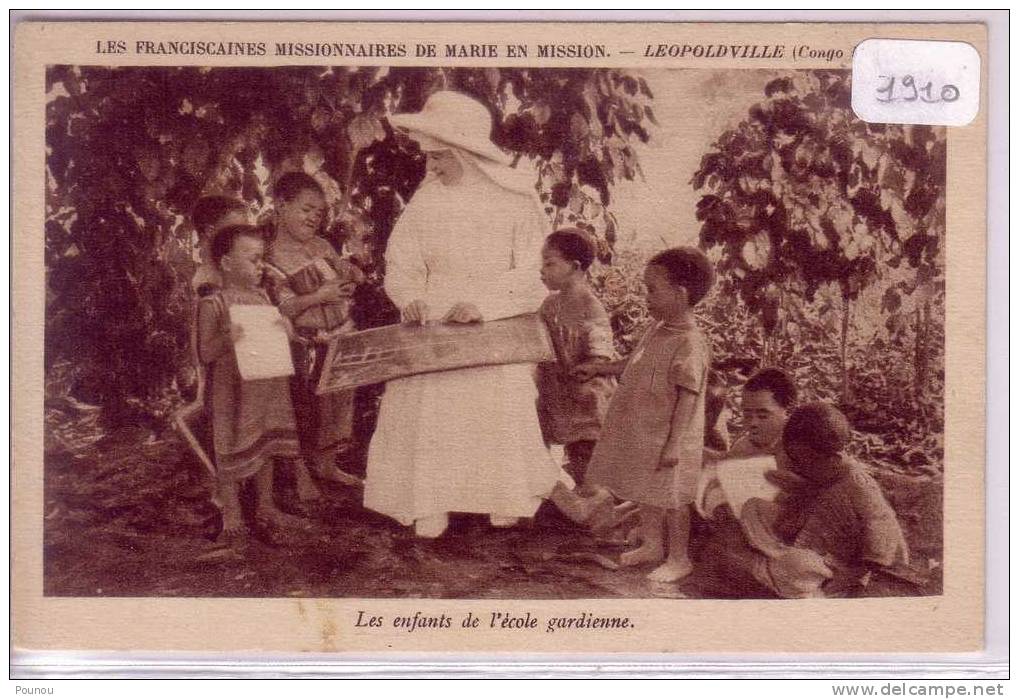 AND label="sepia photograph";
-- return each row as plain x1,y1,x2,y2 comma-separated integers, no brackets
41,63,947,603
